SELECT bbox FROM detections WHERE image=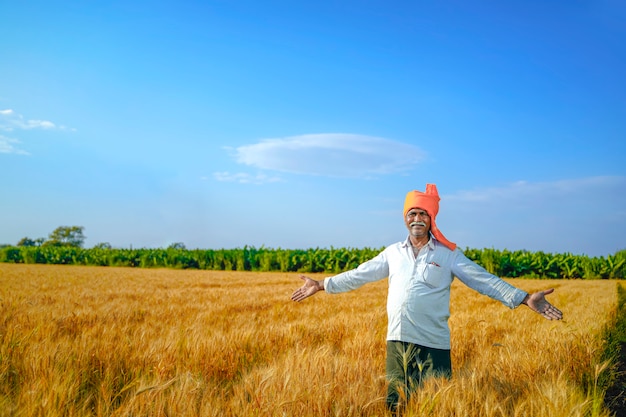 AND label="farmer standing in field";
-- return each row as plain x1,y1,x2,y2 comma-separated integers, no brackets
291,183,563,413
